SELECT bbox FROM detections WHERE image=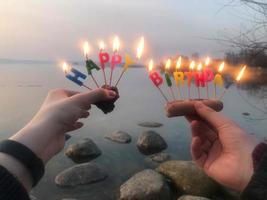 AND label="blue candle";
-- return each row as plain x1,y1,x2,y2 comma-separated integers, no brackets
66,68,87,86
